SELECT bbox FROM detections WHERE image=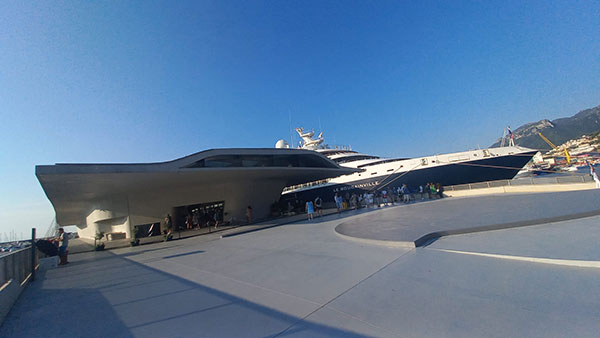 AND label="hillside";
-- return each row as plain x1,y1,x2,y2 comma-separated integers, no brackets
491,104,600,150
